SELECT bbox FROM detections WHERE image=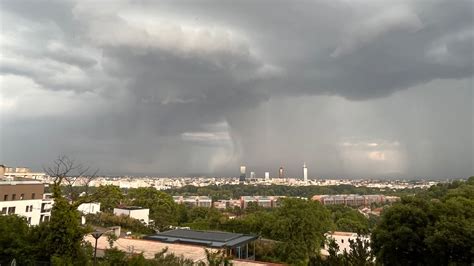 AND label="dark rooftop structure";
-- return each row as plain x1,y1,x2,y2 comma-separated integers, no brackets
144,229,258,260
115,206,146,210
